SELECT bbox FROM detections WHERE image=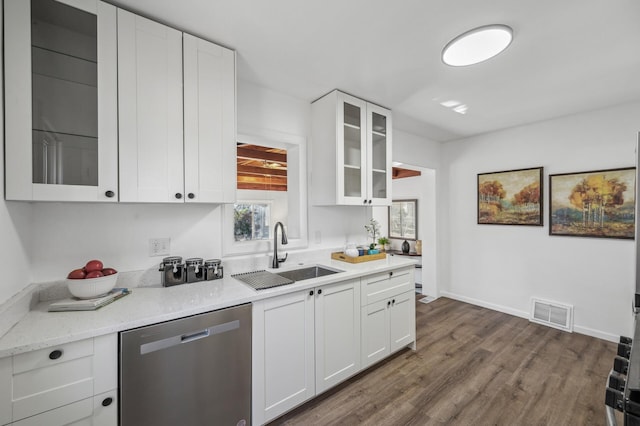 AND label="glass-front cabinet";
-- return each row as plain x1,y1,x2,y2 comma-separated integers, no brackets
311,90,392,206
4,0,118,201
